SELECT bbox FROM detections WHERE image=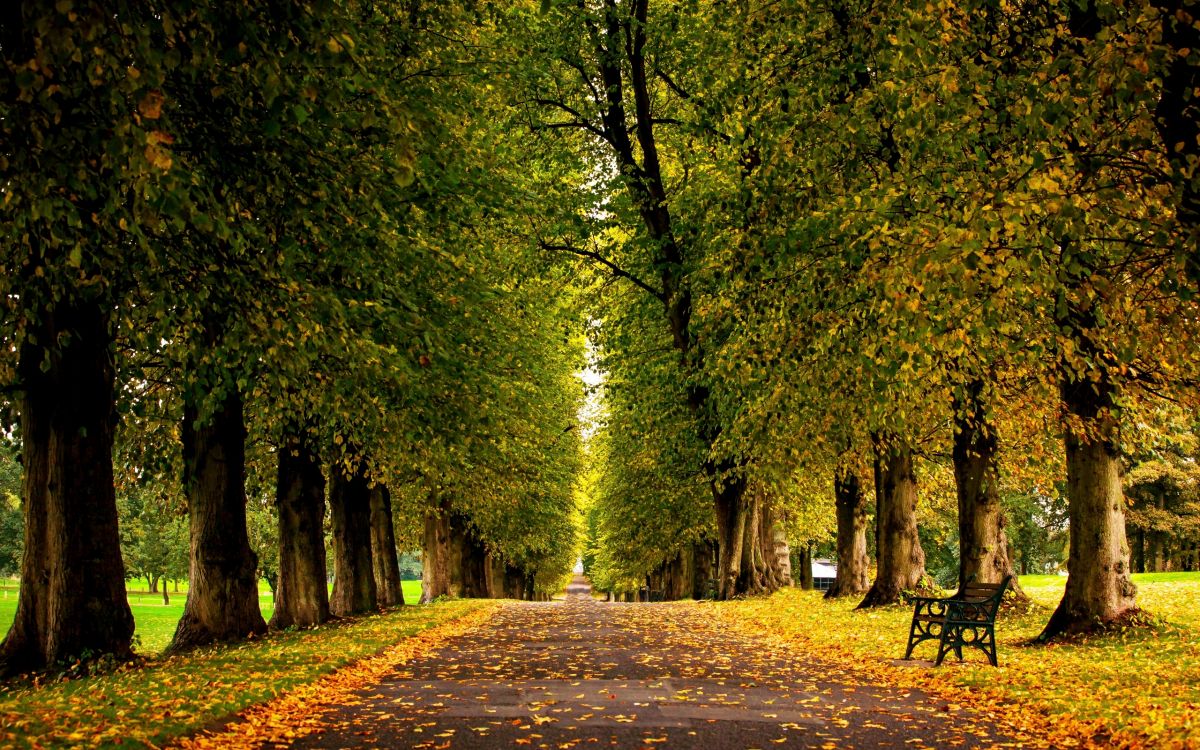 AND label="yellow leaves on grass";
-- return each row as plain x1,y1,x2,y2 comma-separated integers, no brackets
175,605,497,749
713,578,1200,750
0,600,493,749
